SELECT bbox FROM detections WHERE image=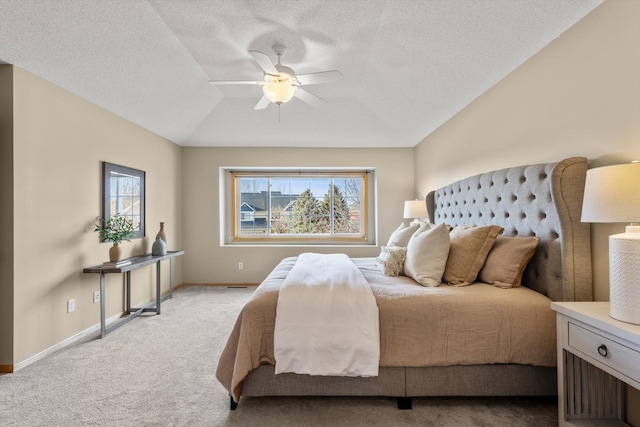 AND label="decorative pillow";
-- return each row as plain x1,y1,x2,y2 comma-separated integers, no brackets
478,235,541,288
403,223,451,287
386,222,422,247
443,224,504,286
376,246,406,277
